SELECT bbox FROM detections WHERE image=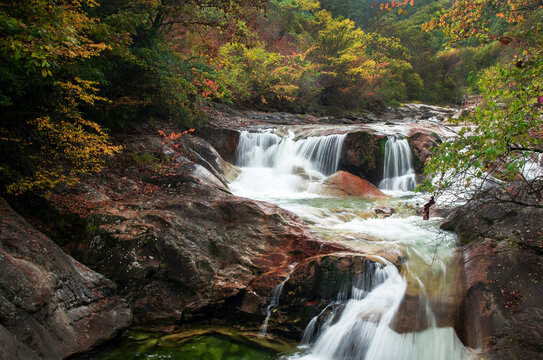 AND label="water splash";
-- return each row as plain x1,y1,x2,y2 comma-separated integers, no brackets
379,135,417,191
260,263,298,337
231,130,346,199
236,130,346,176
